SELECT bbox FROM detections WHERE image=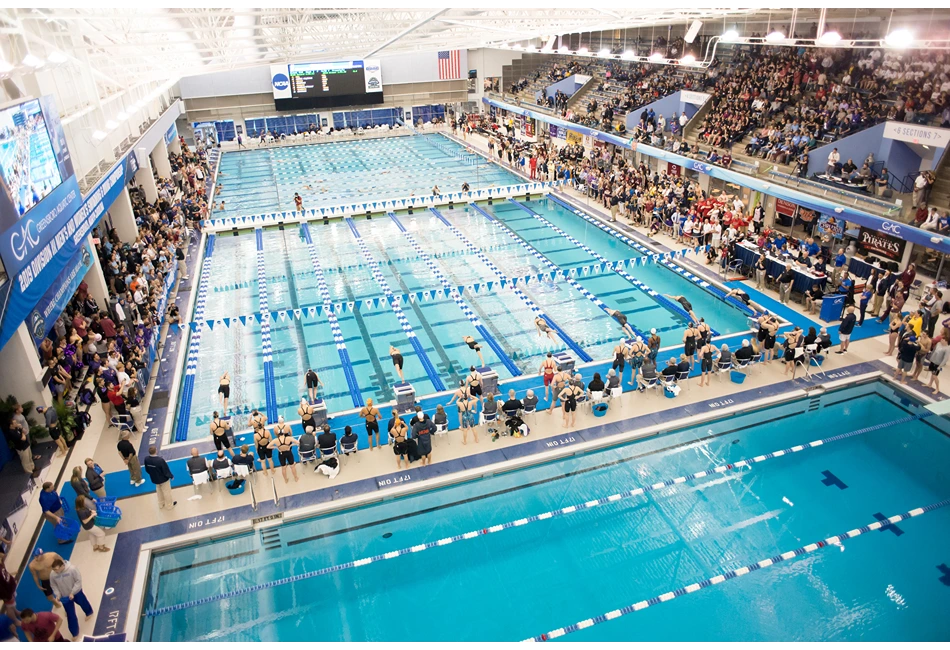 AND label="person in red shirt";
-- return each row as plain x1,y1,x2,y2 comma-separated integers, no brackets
71,313,87,338
20,608,65,641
